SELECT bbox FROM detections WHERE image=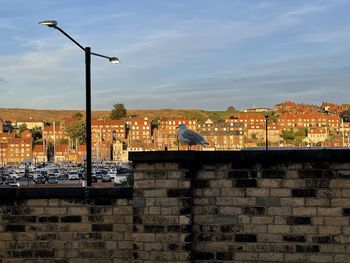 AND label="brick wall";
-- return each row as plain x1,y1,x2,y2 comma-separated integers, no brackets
0,188,133,263
130,150,350,262
1,150,350,262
